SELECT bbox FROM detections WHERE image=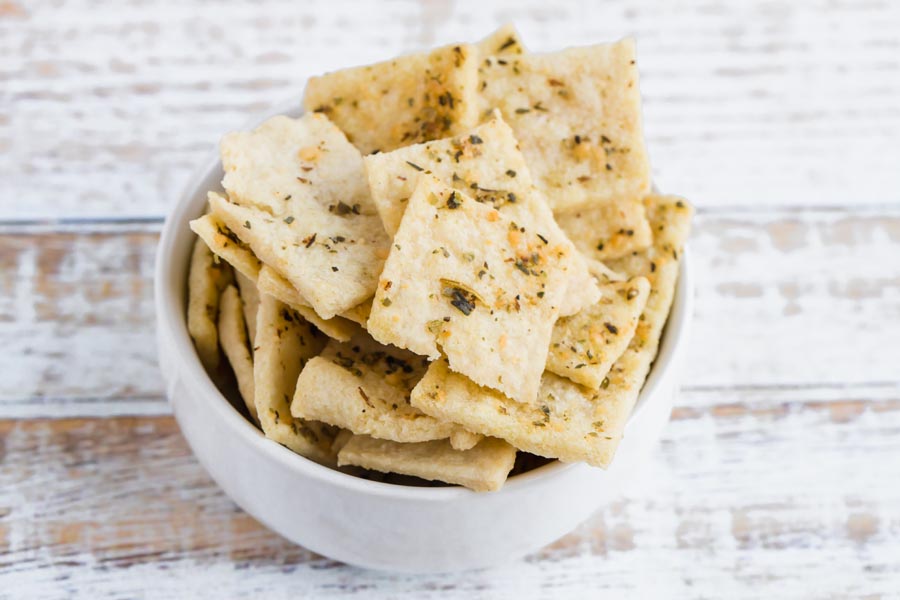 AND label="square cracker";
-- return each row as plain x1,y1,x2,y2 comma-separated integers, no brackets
411,195,693,467
547,277,650,389
337,435,517,492
303,43,480,155
213,113,390,319
218,284,256,420
187,236,231,371
479,39,651,235
364,113,600,316
191,209,361,342
367,177,570,404
292,334,466,443
254,292,339,465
